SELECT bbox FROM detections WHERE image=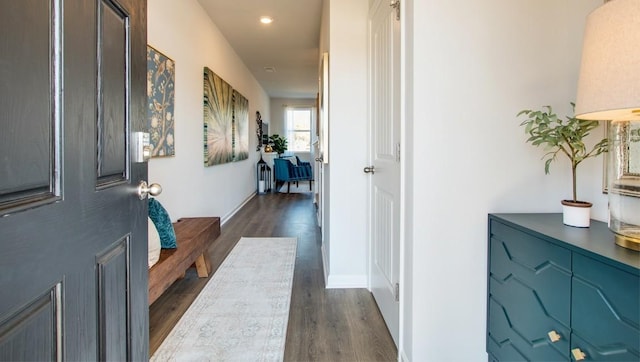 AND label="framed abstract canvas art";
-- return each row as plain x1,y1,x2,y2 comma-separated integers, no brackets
203,67,234,166
233,90,249,161
203,67,250,166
